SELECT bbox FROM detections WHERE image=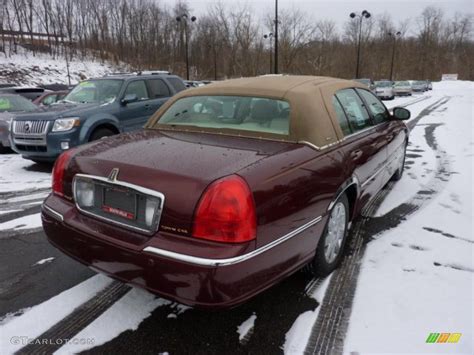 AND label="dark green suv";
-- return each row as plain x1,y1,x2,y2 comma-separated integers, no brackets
11,73,186,162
